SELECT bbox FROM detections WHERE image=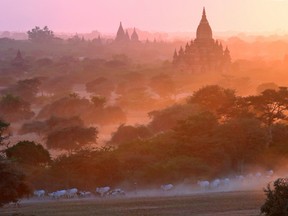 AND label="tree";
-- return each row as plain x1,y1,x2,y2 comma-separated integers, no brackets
109,124,152,145
0,120,10,152
188,85,236,116
37,95,91,120
256,82,278,95
1,124,35,206
173,111,218,143
0,159,31,207
91,95,106,108
46,126,98,152
0,94,34,122
261,178,288,216
216,117,267,173
2,78,41,102
20,116,84,135
16,78,41,101
27,26,54,42
245,87,288,148
6,141,51,166
148,104,203,133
